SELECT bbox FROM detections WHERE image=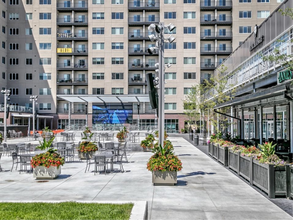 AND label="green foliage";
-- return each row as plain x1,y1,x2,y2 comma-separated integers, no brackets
0,202,133,220
258,142,276,160
31,149,64,169
116,126,128,140
78,141,98,153
36,136,55,151
154,130,168,139
82,127,94,140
